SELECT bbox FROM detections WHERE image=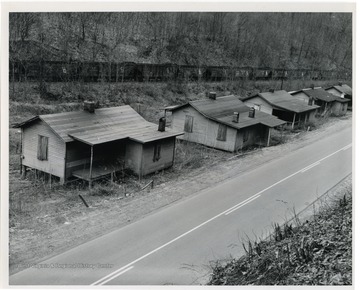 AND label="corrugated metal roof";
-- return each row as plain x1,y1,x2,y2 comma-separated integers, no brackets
258,90,319,113
301,88,339,102
16,106,183,145
173,95,286,129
